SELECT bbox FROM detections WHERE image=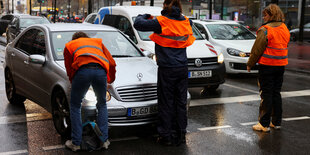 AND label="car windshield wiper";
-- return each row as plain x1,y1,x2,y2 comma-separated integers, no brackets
112,55,133,57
